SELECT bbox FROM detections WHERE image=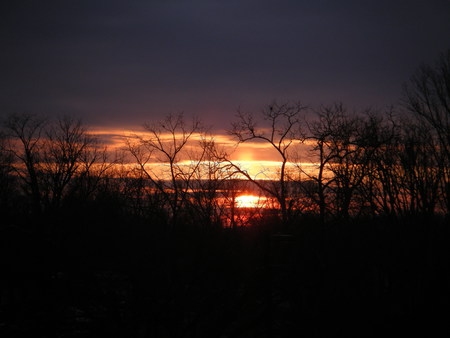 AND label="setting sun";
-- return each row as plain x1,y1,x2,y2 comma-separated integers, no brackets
235,195,267,208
